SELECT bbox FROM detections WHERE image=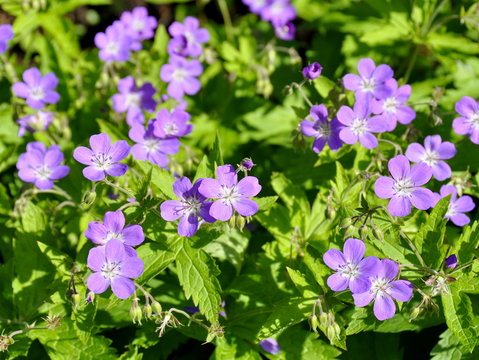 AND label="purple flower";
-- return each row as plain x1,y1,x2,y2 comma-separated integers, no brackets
153,108,193,138
445,254,458,269
240,158,254,170
274,22,295,41
371,78,416,131
160,177,216,237
374,155,435,217
0,24,13,54
353,259,413,321
243,0,269,15
302,62,322,80
120,7,157,42
261,0,296,27
300,104,343,153
259,338,281,355
129,120,180,168
435,185,475,227
168,16,209,57
16,142,70,190
17,111,53,137
405,135,456,181
12,68,60,110
198,165,262,221
94,24,132,62
185,306,200,314
452,96,479,144
84,210,144,253
336,99,386,149
111,76,156,126
160,56,203,100
323,238,379,294
87,239,144,299
343,58,394,101
73,133,130,181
